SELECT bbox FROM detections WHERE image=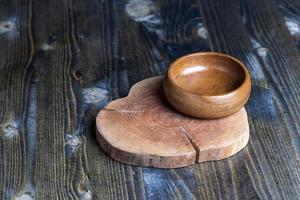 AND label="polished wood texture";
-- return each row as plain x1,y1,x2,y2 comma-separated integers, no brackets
96,76,249,168
164,52,251,118
1,0,300,199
